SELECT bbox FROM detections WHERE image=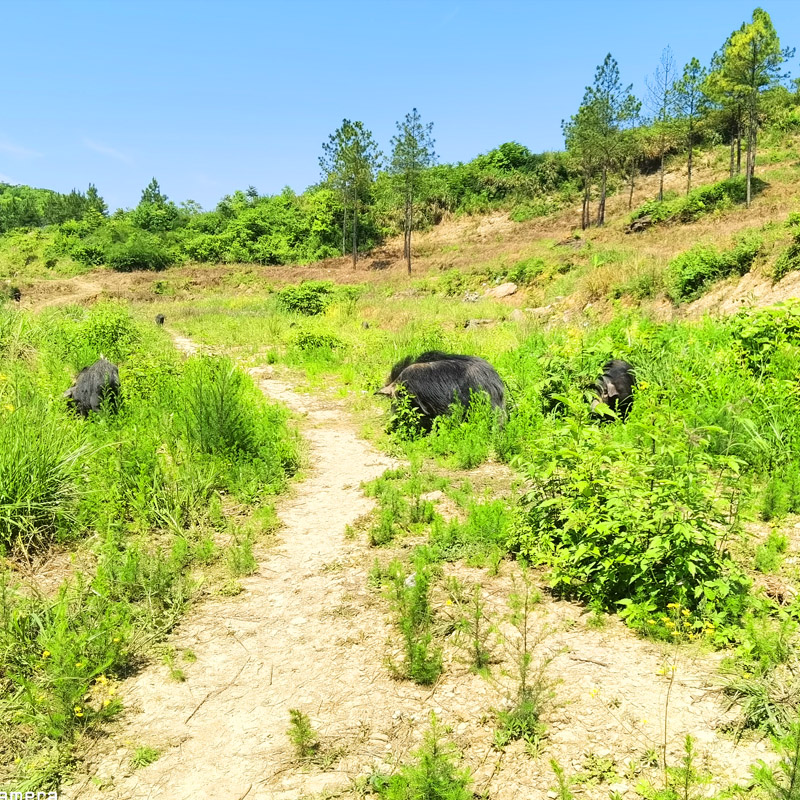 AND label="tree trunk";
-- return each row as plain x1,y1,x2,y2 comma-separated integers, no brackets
686,121,693,194
736,120,742,175
342,206,347,255
746,110,755,208
658,141,665,202
406,198,412,275
628,162,635,209
597,165,607,226
729,131,735,178
352,192,358,268
581,172,590,230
